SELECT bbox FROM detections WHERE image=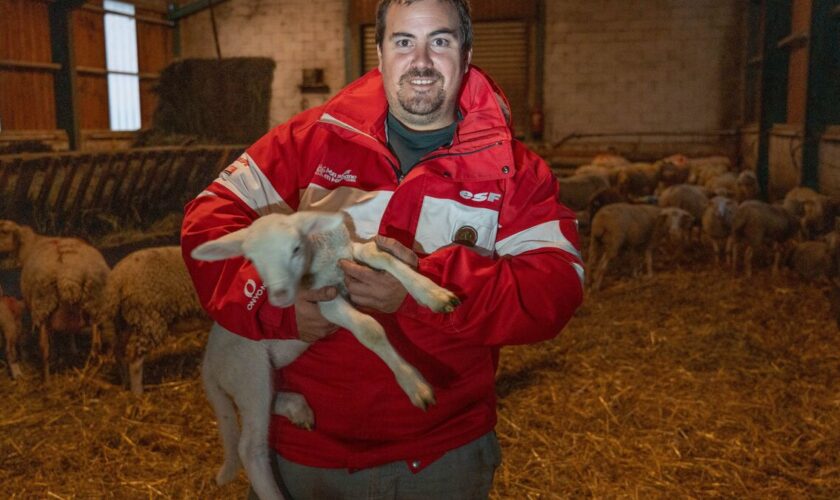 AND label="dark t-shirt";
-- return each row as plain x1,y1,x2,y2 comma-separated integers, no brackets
386,112,457,175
